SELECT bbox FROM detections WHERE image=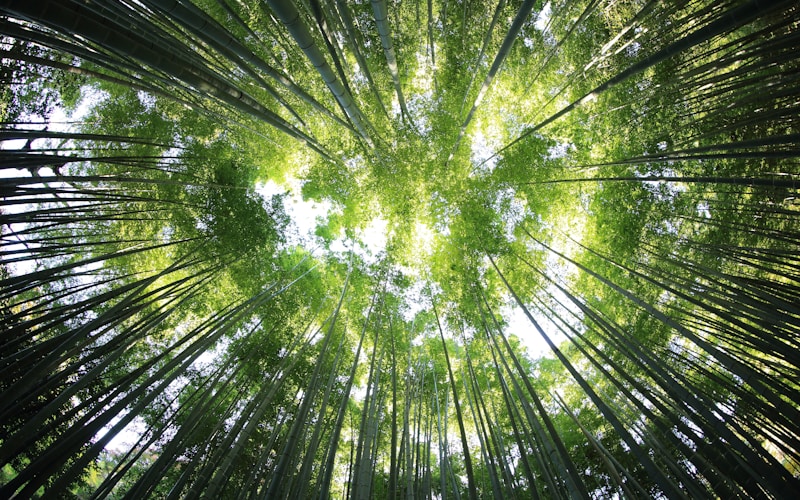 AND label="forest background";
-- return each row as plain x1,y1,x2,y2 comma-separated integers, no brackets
1,0,799,498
